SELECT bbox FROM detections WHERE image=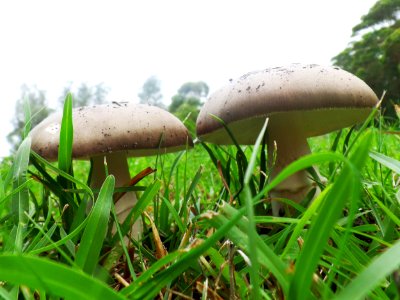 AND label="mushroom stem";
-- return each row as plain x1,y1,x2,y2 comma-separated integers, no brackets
91,153,142,239
268,132,314,215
